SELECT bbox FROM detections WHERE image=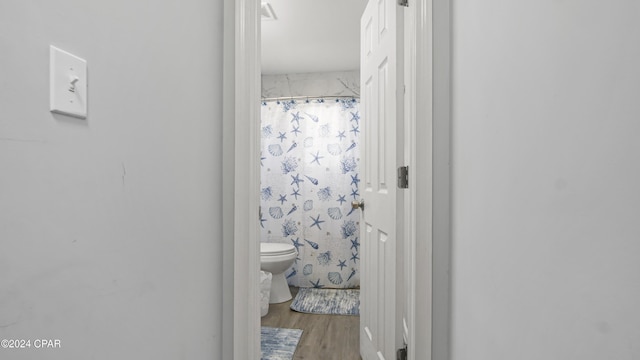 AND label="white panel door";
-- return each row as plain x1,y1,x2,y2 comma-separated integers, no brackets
359,0,403,359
